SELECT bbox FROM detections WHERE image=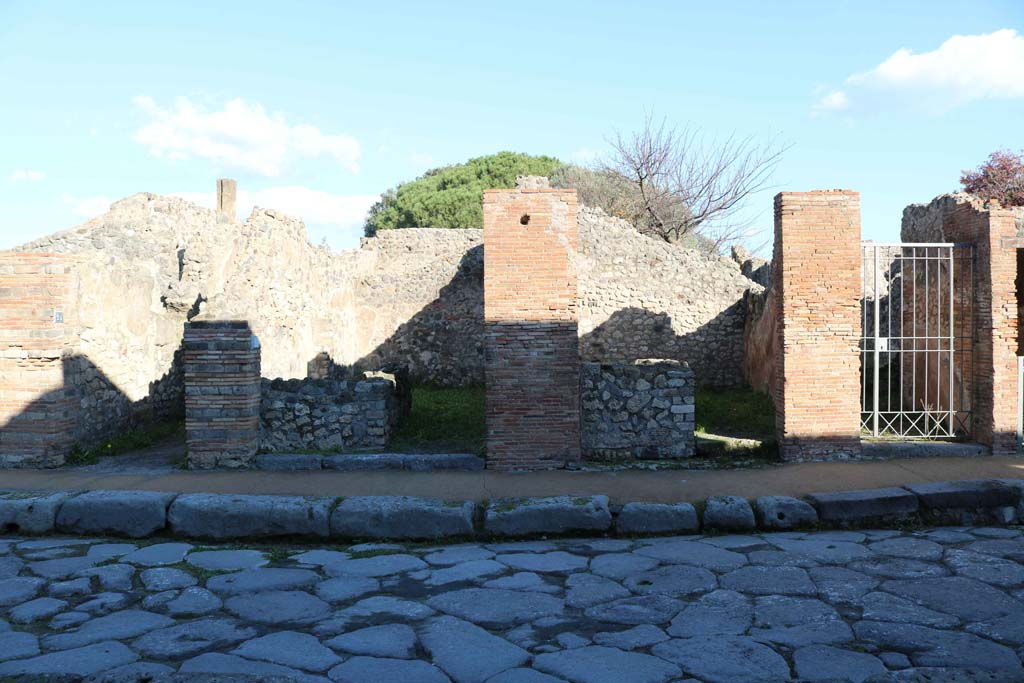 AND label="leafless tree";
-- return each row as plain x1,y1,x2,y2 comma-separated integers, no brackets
604,115,789,251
